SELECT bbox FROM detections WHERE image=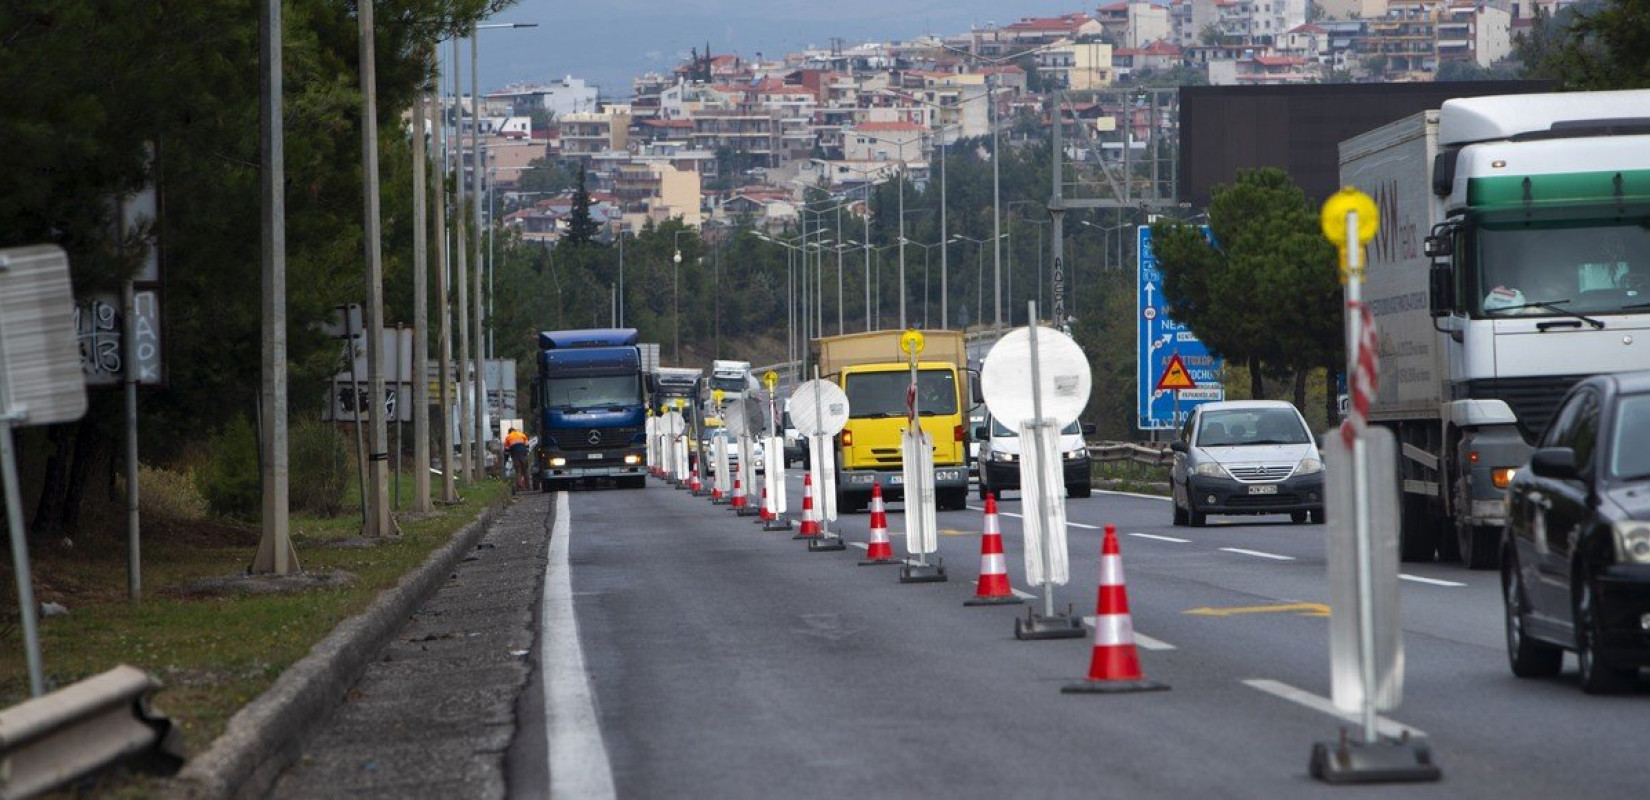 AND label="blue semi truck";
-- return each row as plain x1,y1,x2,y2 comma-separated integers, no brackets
531,328,650,490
